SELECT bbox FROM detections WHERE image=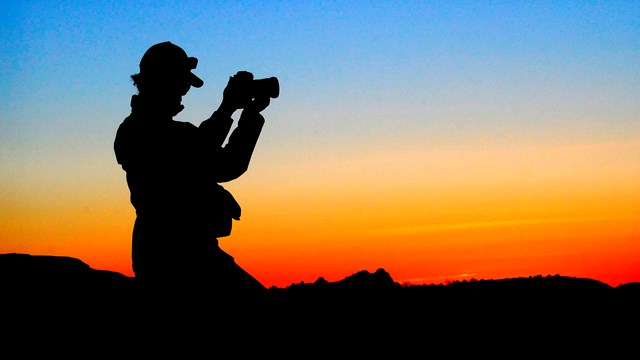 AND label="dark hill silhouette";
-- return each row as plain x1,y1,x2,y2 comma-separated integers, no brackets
2,252,638,354
2,252,639,302
5,252,637,294
0,252,135,291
